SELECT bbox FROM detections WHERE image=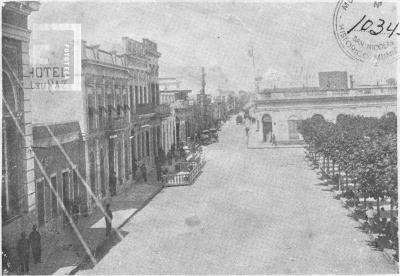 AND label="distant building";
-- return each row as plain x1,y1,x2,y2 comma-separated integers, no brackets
250,72,396,145
159,86,195,147
159,77,180,91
